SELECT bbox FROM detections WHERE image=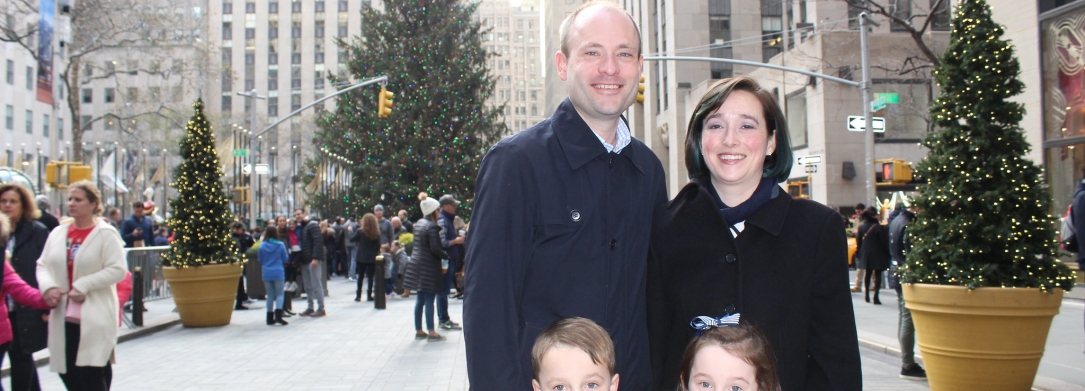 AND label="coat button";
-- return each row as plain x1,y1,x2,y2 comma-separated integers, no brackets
725,254,737,264
609,239,617,250
570,210,581,222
